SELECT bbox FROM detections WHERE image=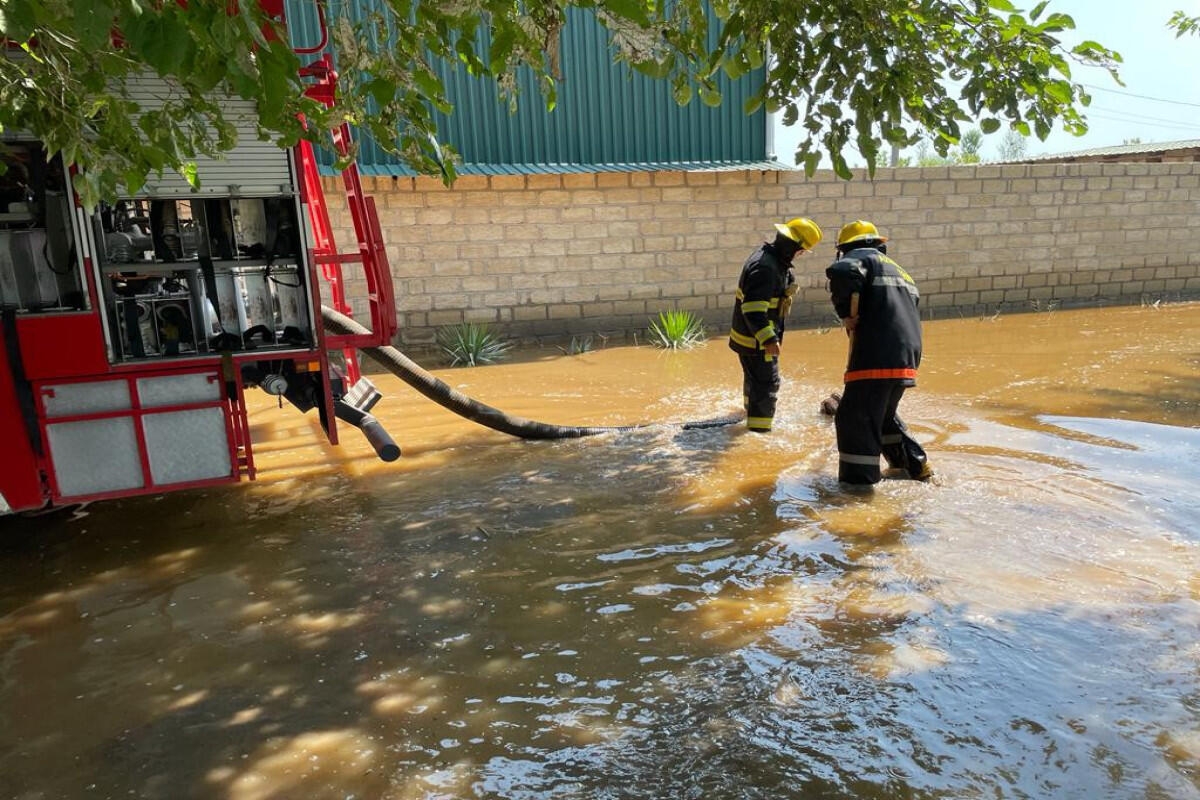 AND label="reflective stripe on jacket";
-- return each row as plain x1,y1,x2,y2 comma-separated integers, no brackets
825,246,922,384
729,243,794,356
